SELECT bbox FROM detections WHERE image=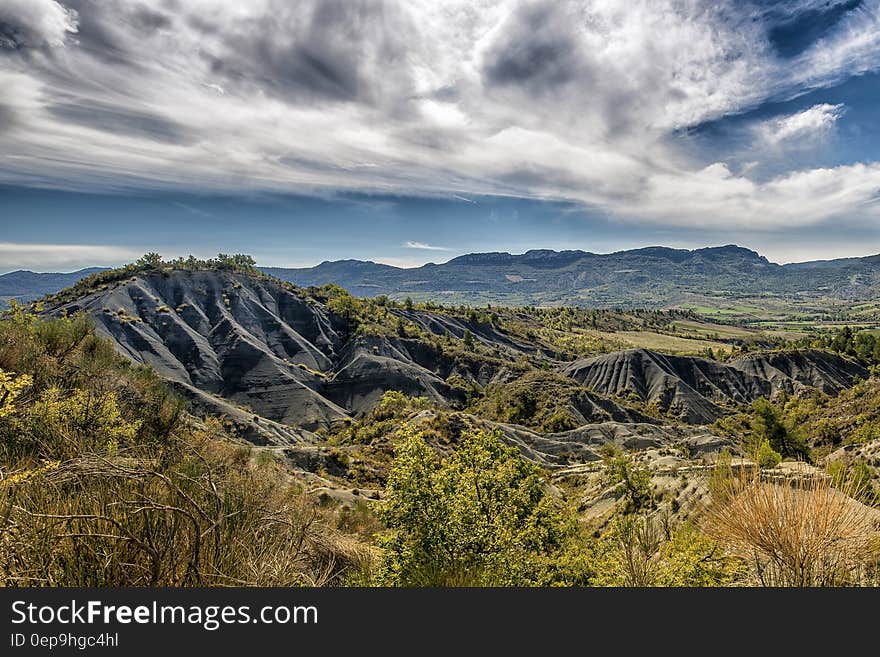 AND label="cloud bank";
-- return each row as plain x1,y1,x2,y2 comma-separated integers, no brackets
1,0,879,231
0,241,139,271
